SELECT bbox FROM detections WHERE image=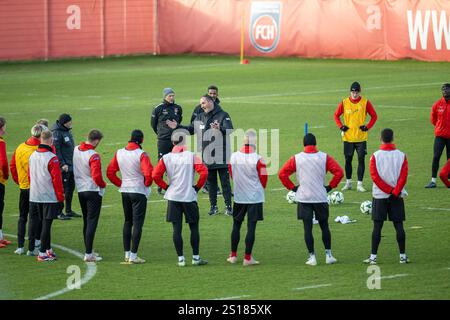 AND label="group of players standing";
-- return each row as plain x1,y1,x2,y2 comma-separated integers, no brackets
0,82,449,266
